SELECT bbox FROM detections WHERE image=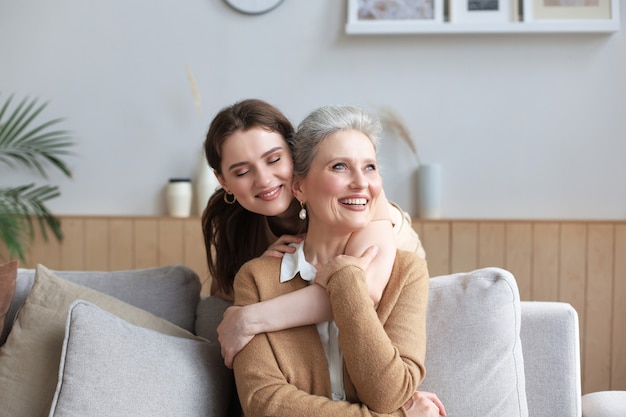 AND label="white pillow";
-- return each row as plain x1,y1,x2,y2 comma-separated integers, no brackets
419,267,528,417
48,300,233,417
